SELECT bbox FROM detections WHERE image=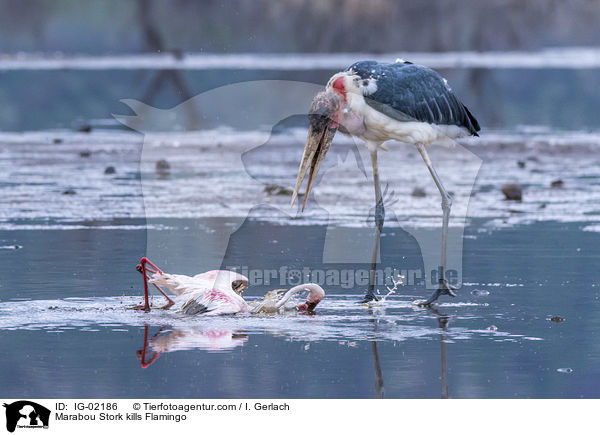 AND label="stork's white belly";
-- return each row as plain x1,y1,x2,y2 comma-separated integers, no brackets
346,93,470,146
